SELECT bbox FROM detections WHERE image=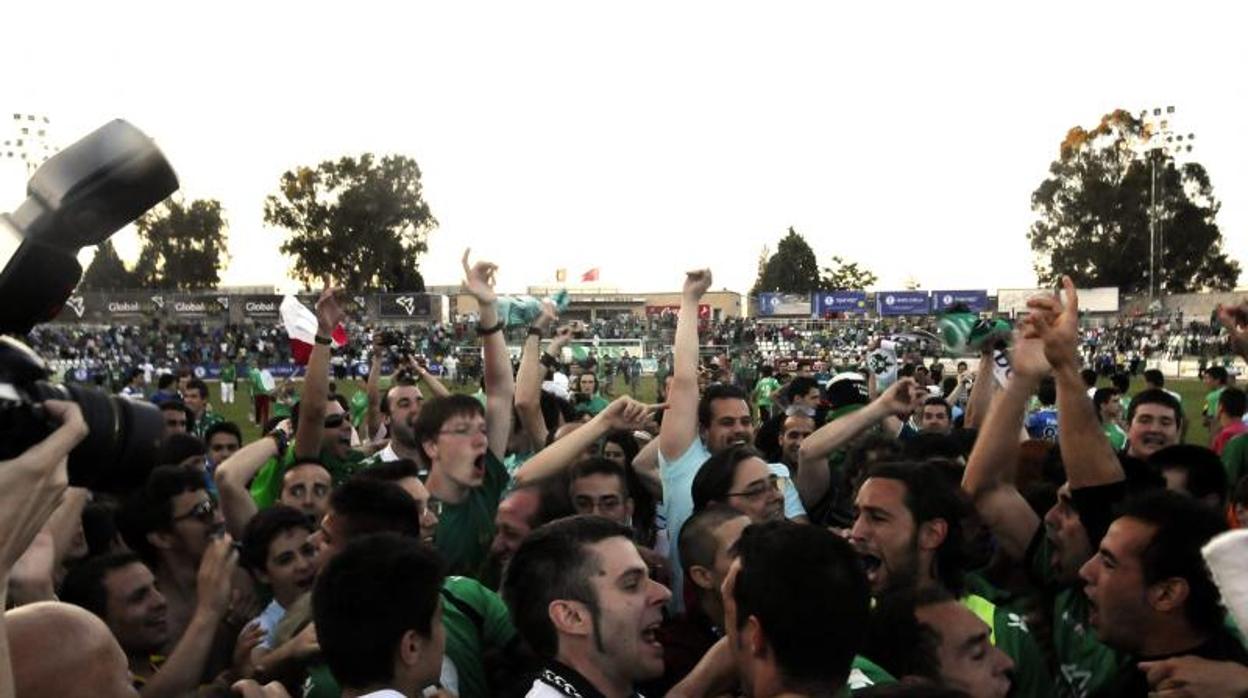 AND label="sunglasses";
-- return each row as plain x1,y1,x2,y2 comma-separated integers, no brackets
324,414,346,429
171,498,218,525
